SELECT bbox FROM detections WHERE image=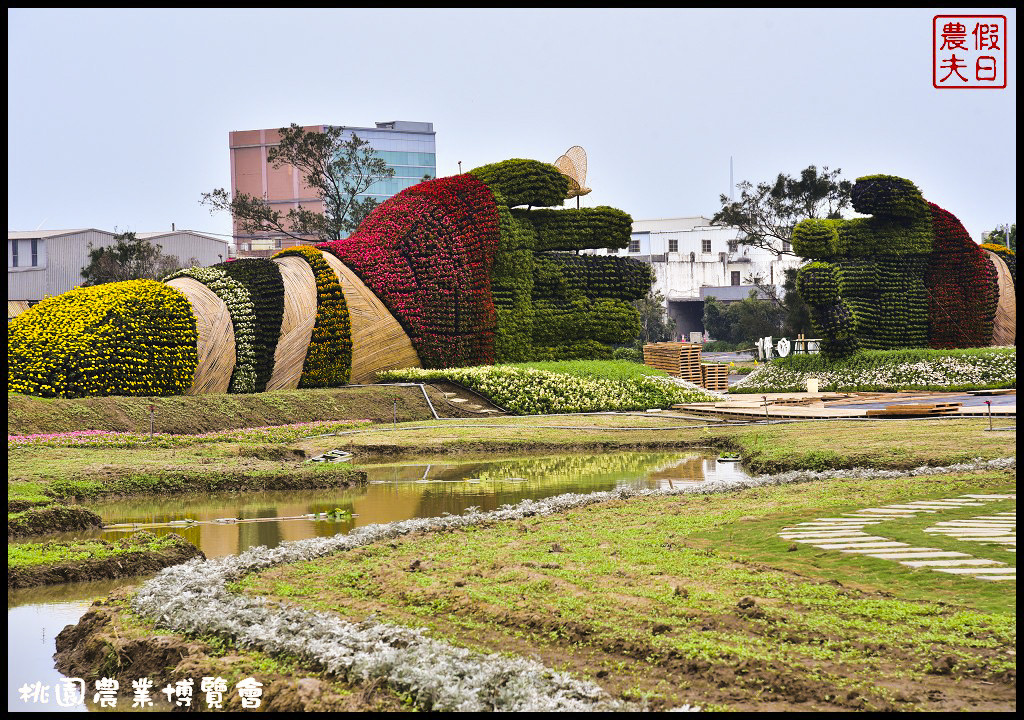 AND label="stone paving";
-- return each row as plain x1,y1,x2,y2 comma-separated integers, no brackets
778,494,1016,581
